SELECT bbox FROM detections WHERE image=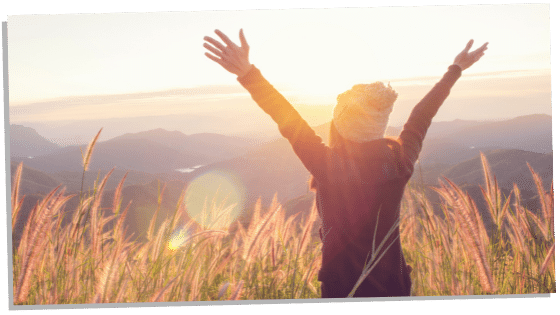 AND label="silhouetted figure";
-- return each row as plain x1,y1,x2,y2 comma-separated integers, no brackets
204,29,488,298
